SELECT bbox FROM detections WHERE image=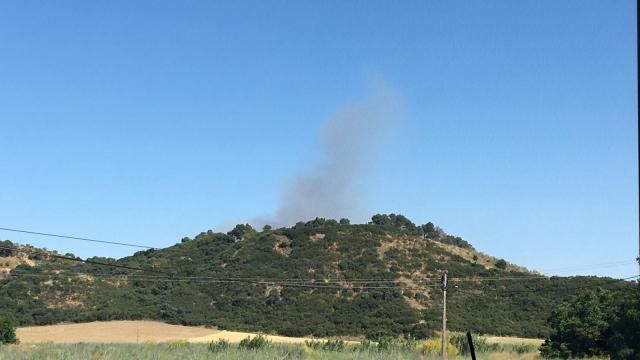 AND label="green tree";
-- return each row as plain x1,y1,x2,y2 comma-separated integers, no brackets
540,288,612,358
0,240,15,257
227,224,255,240
0,318,18,344
370,214,391,226
607,285,640,359
420,222,435,239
